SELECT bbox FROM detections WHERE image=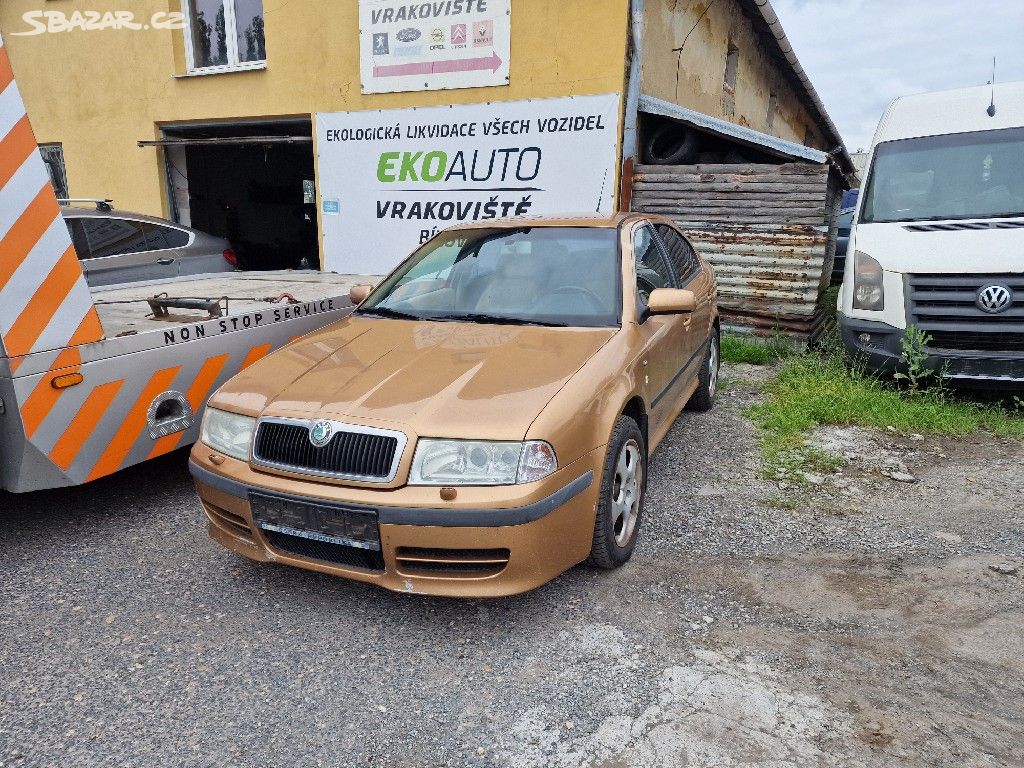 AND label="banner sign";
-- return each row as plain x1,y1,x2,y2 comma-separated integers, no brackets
359,0,511,93
315,93,622,274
